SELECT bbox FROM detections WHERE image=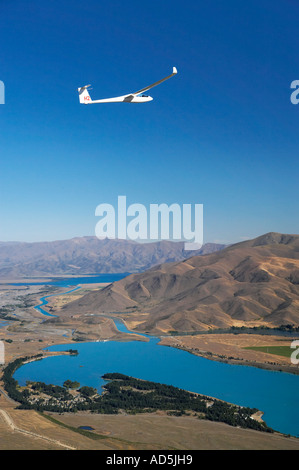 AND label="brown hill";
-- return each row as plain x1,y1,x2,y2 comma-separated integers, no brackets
60,232,299,334
0,237,224,279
